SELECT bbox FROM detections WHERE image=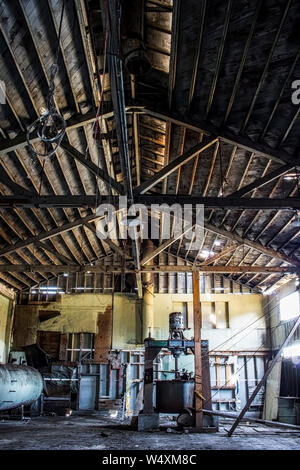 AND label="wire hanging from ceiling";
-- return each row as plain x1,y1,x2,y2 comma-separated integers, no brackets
26,0,66,158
